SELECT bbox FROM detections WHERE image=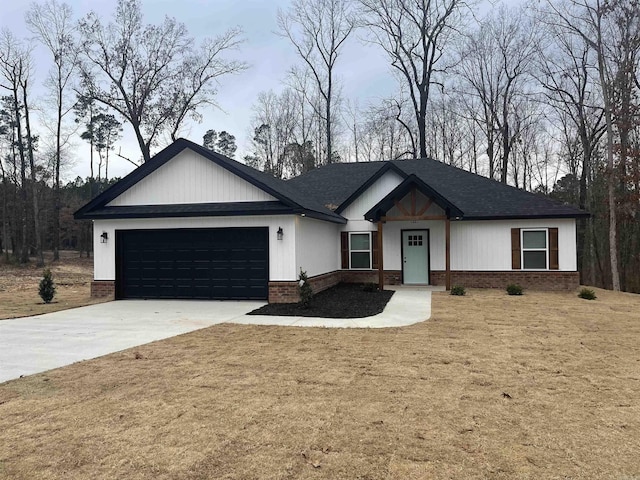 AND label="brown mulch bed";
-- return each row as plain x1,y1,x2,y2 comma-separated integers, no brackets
249,282,395,318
